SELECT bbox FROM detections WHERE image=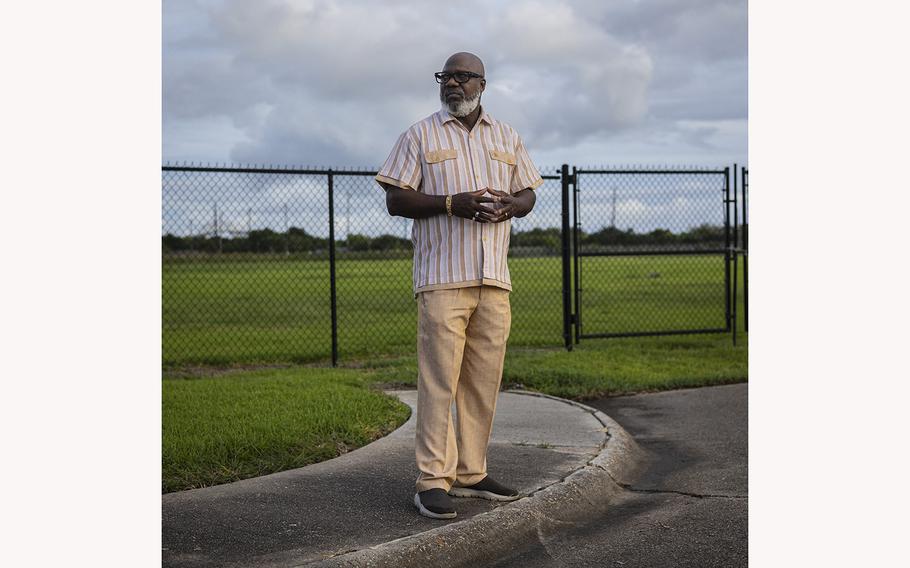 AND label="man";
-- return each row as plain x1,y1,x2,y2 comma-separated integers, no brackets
375,52,543,520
